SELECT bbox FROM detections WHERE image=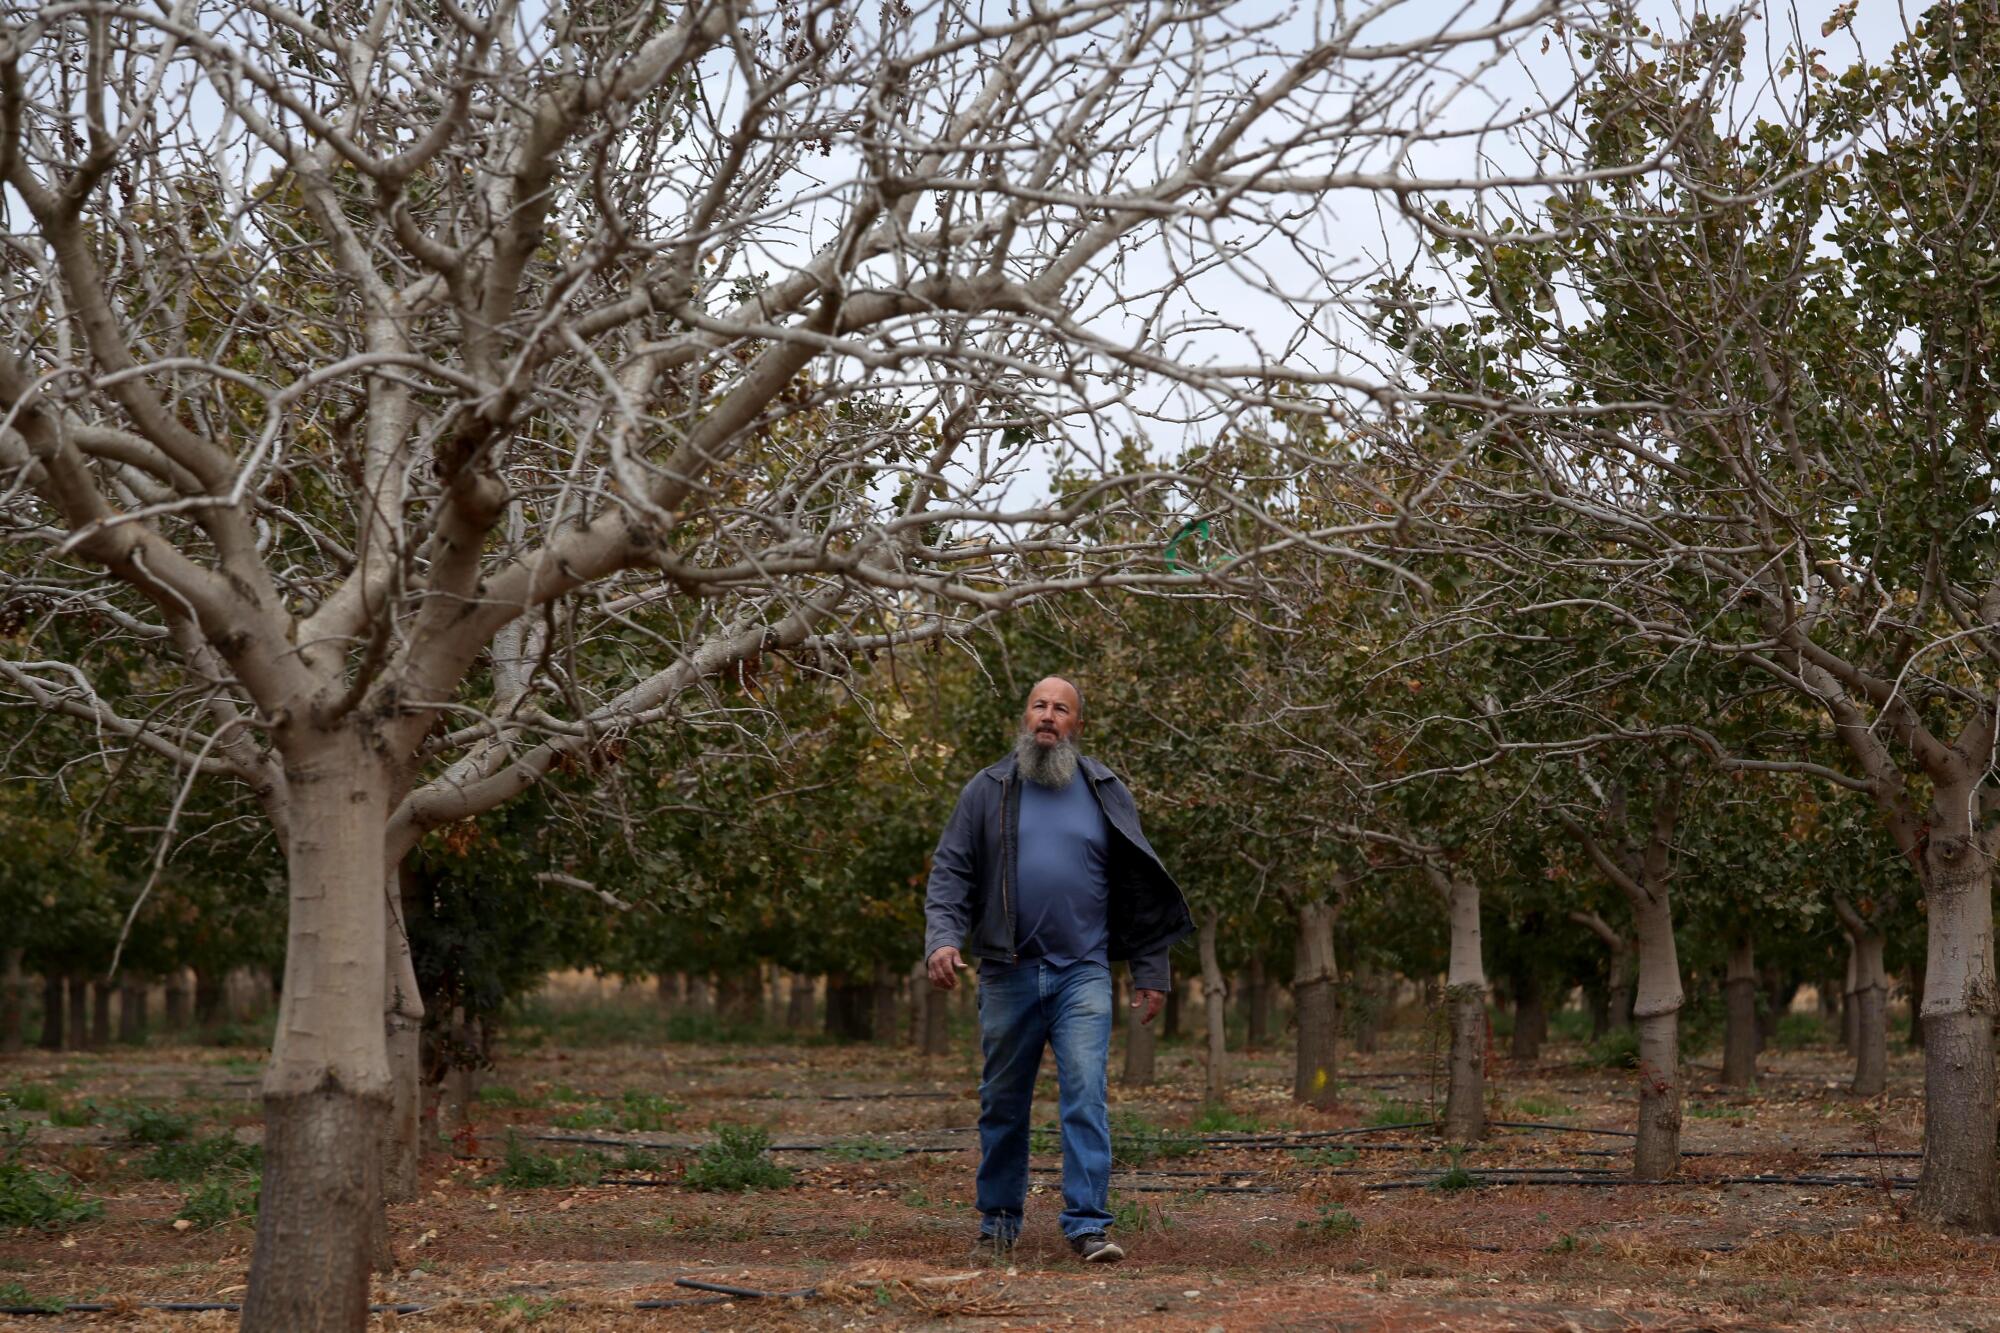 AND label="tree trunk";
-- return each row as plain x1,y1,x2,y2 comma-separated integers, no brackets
163,970,190,1030
870,961,900,1045
38,972,62,1051
1163,977,1184,1040
787,971,814,1030
921,977,950,1056
1351,961,1381,1054
1630,891,1682,1181
119,979,148,1044
1438,871,1486,1141
194,967,226,1032
1245,956,1269,1052
1291,900,1339,1108
685,973,714,1018
90,981,112,1048
67,975,89,1050
716,968,761,1026
1607,944,1634,1031
243,734,393,1333
1913,791,1999,1230
1721,933,1757,1087
1843,942,1860,1057
1906,958,1925,1050
383,860,425,1205
1198,913,1227,1104
0,949,22,1053
1848,929,1887,1098
823,974,873,1041
1122,969,1157,1086
1585,983,1610,1040
1509,969,1546,1064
